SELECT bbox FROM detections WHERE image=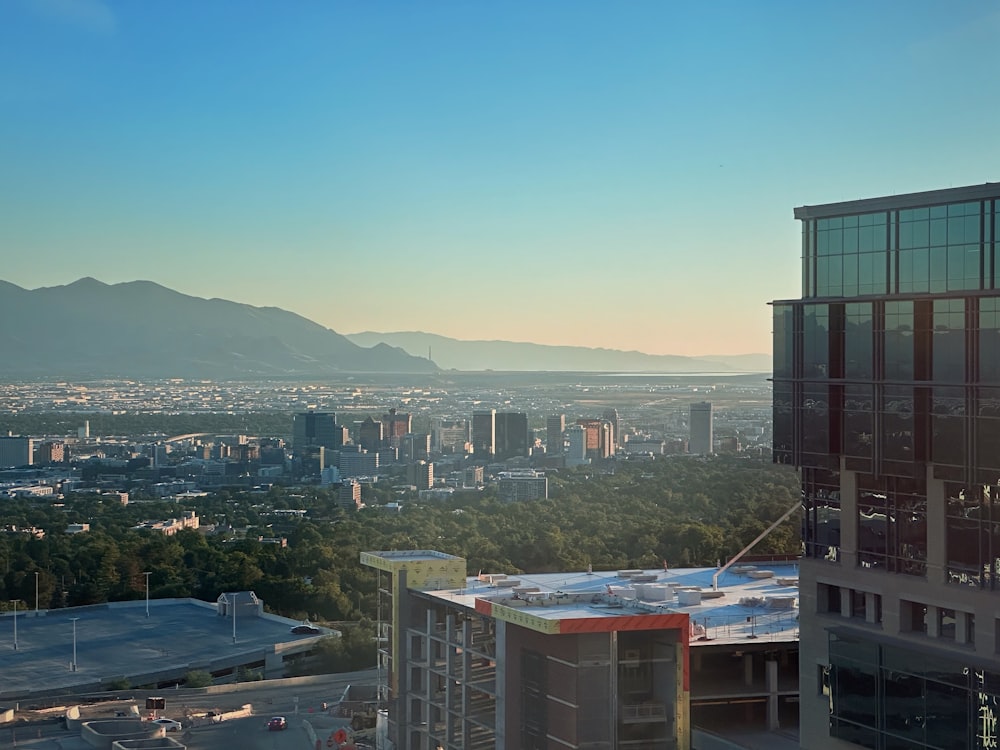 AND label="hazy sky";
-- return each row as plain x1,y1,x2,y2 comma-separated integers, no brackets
2,1,999,356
